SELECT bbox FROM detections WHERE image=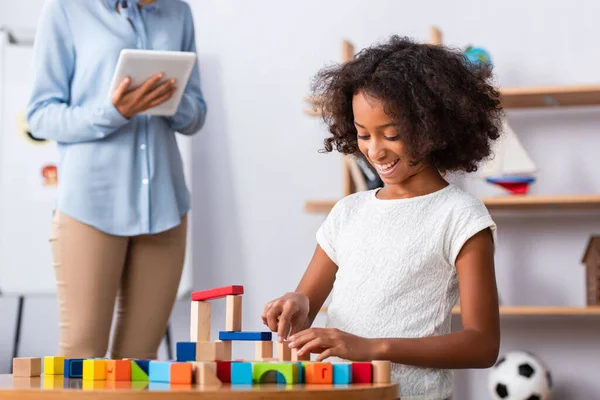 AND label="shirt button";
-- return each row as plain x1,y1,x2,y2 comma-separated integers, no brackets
140,144,146,150
142,179,149,185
